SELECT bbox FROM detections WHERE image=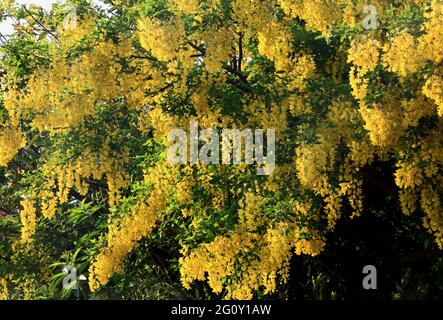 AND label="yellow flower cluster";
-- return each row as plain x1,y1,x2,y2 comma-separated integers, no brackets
347,136,377,167
0,277,10,300
419,0,443,65
421,185,443,247
170,0,200,15
0,124,26,167
294,236,325,256
294,100,369,227
380,2,443,80
0,0,13,13
283,54,317,91
237,191,266,232
180,231,256,295
296,143,331,191
382,30,425,77
176,180,195,205
233,0,315,91
42,139,129,210
56,15,95,50
192,83,222,127
399,189,418,216
5,40,130,133
359,103,404,148
232,0,276,33
395,161,424,189
89,199,162,291
203,27,234,73
257,21,291,69
401,96,435,128
423,75,443,117
279,0,341,34
138,17,185,62
148,107,180,141
247,99,288,139
393,121,443,247
89,164,176,291
347,37,380,103
180,221,325,299
19,199,37,244
120,60,168,112
348,37,381,73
